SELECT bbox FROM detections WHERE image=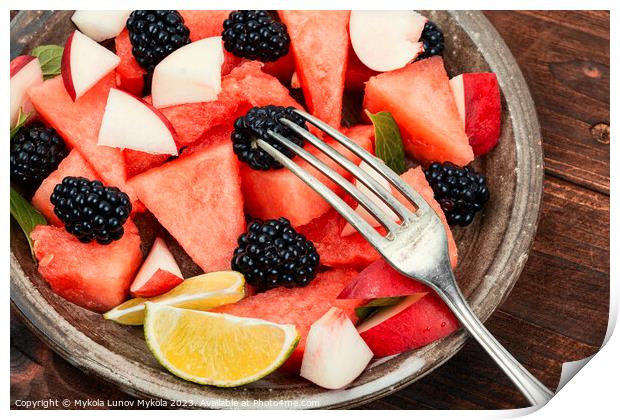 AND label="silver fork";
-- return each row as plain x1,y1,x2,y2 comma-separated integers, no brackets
257,109,554,406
